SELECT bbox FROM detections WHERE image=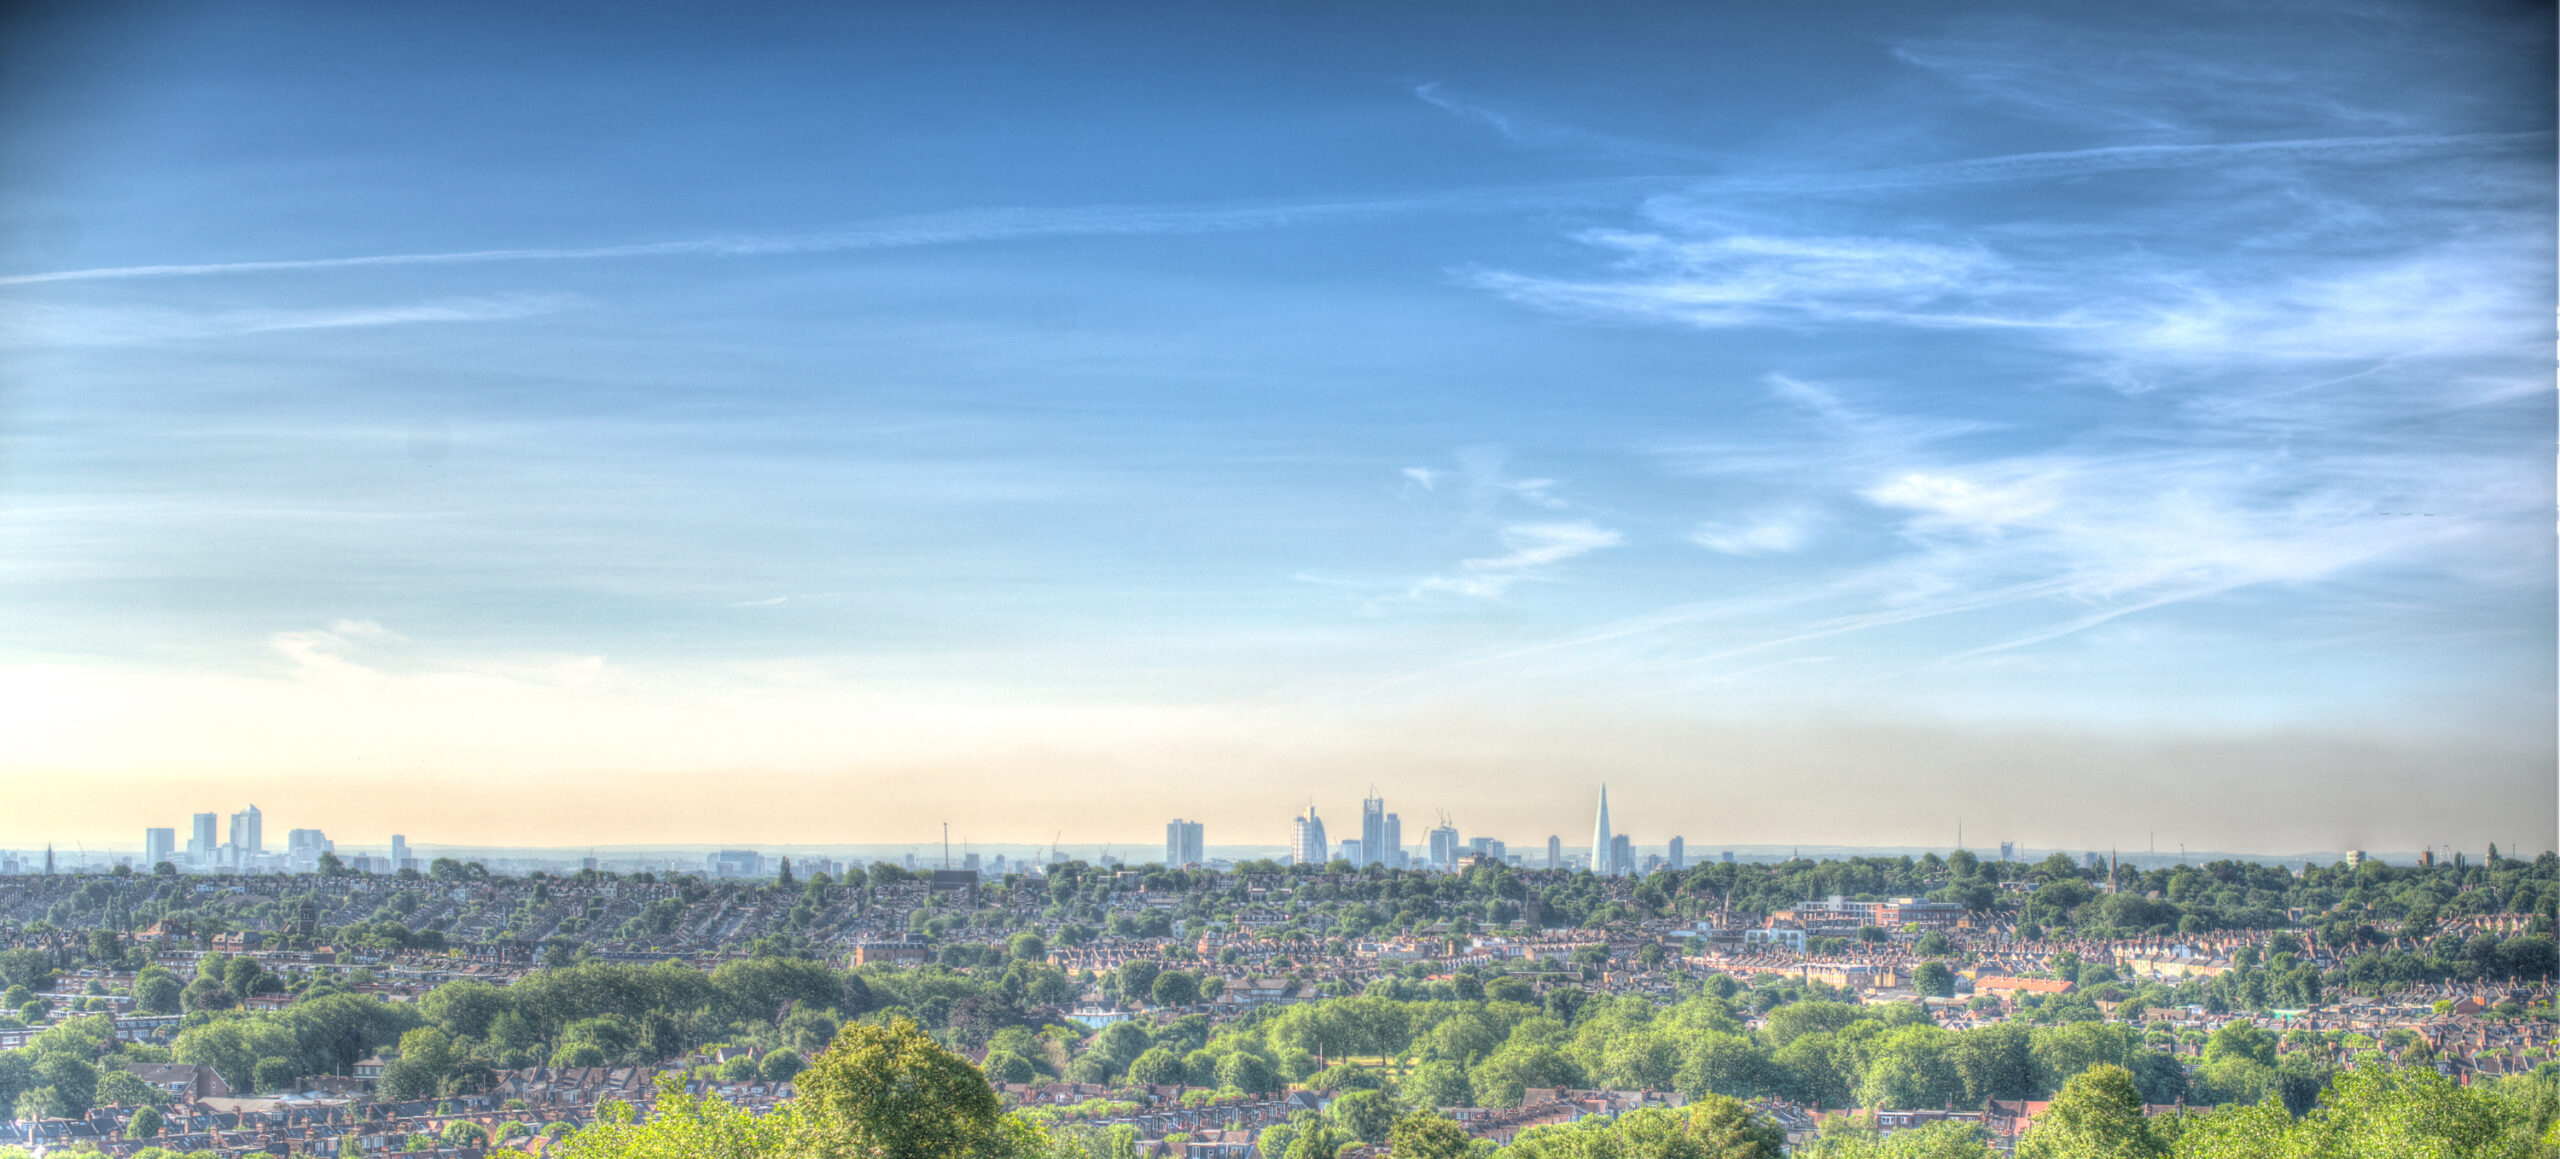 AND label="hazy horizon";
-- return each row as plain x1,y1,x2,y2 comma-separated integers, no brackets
2,2,2551,855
